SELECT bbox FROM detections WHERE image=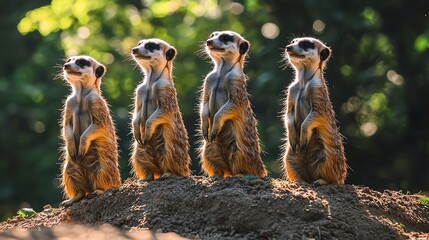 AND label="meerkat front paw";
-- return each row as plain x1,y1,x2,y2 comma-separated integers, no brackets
287,125,298,153
202,126,209,142
143,122,153,144
68,145,78,162
299,128,311,152
77,146,87,161
59,193,84,207
209,124,219,142
132,120,143,146
289,139,297,153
